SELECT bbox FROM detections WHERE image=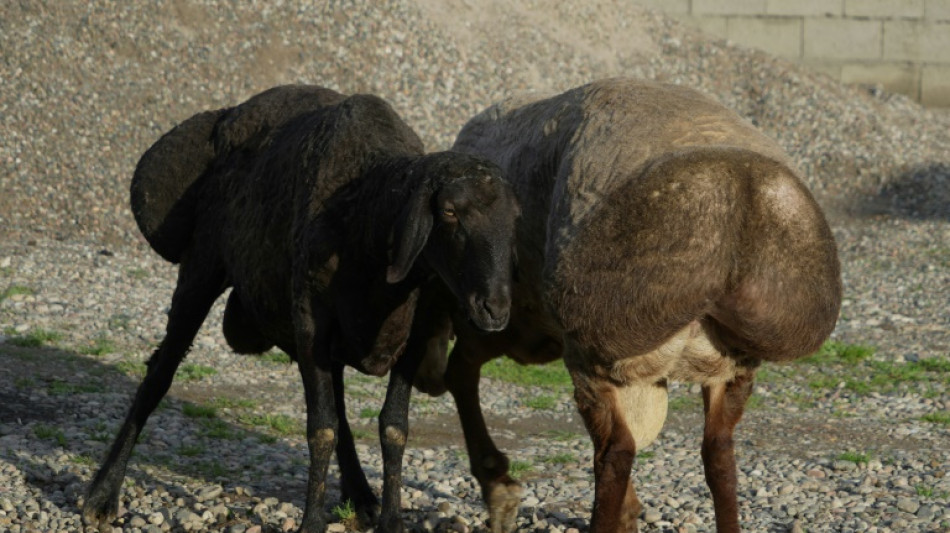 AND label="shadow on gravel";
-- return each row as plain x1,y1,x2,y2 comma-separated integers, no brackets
0,343,338,526
854,163,950,221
